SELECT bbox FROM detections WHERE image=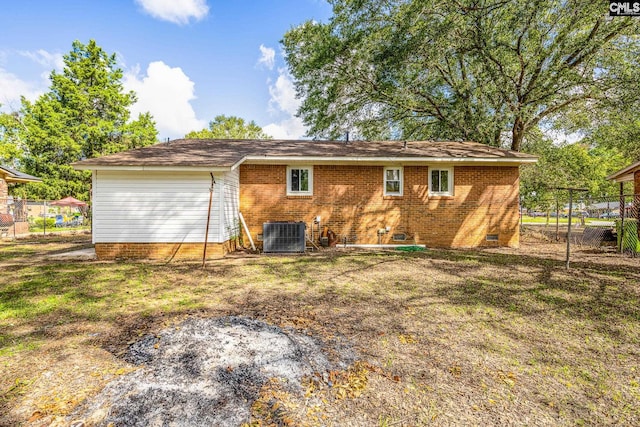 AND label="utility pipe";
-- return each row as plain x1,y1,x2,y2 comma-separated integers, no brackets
202,173,215,268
